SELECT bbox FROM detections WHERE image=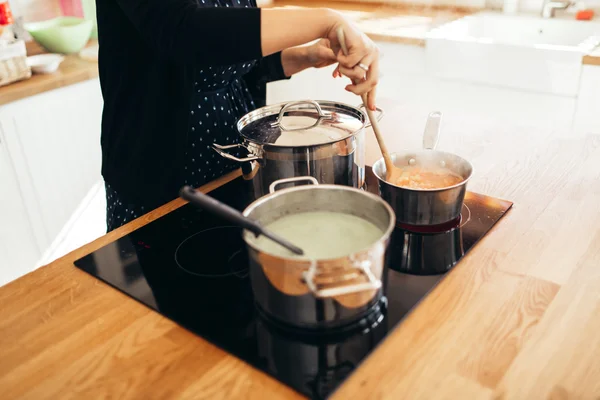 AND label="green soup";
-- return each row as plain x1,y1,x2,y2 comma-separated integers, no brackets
253,211,383,259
